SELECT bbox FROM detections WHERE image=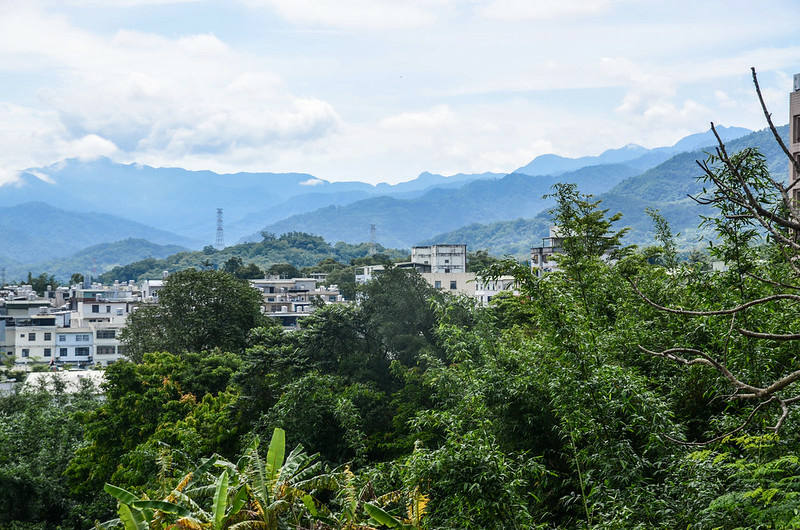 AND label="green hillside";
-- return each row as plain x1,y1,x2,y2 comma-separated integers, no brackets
98,232,409,283
6,238,189,283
